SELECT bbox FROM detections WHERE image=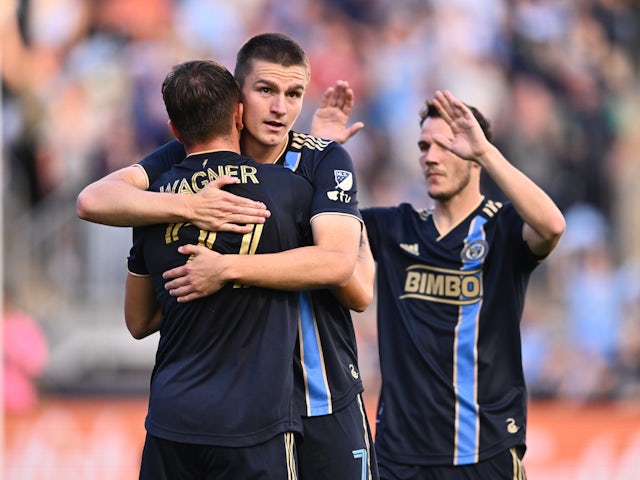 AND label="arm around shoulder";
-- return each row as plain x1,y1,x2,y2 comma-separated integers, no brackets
219,214,362,291
76,164,174,227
